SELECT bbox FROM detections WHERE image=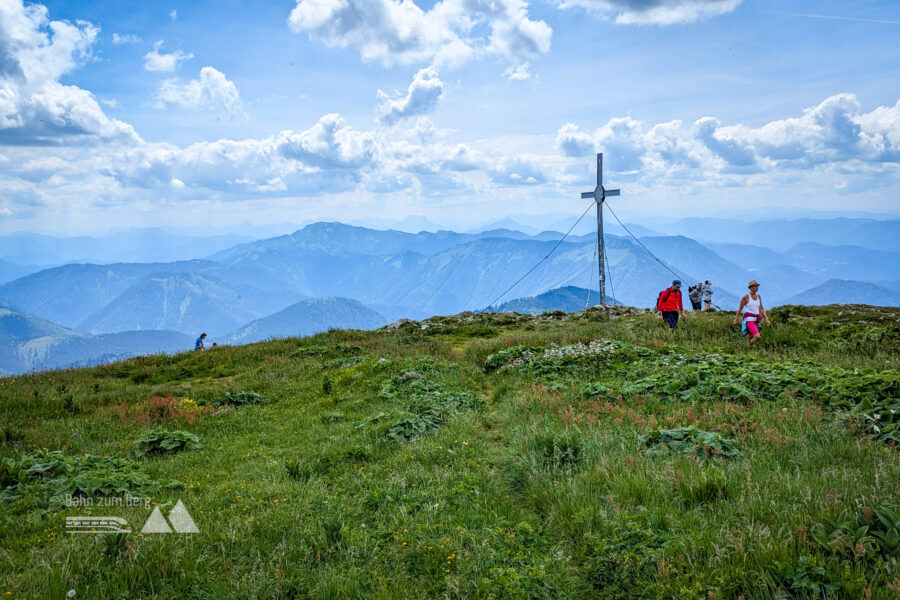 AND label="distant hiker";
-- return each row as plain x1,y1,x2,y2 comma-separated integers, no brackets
211,342,218,348
733,280,770,345
195,333,207,350
657,280,686,330
688,283,703,311
702,280,713,311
